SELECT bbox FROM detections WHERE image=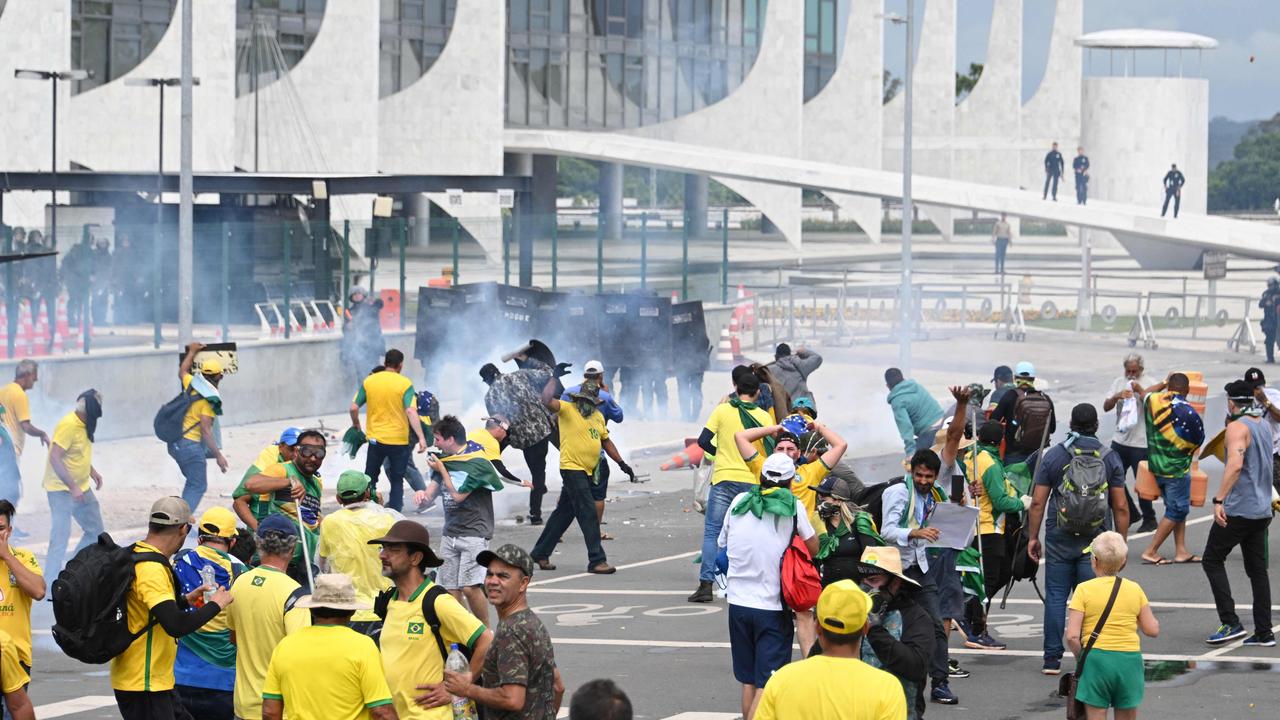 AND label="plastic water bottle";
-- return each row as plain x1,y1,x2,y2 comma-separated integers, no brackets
200,565,217,605
446,643,478,720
